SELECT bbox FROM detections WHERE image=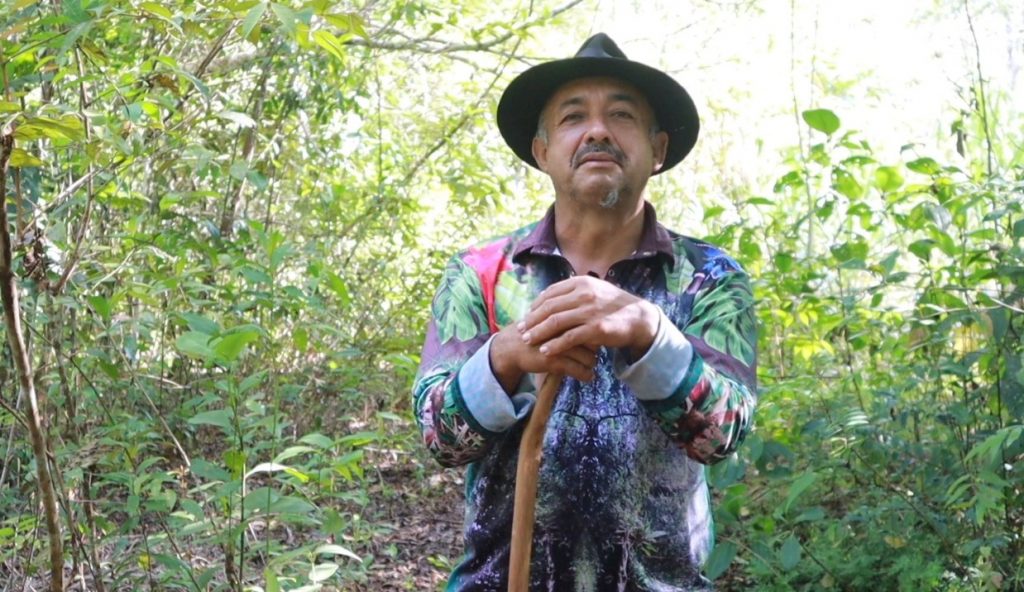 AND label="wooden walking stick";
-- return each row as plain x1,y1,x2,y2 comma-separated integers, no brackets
508,373,563,592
